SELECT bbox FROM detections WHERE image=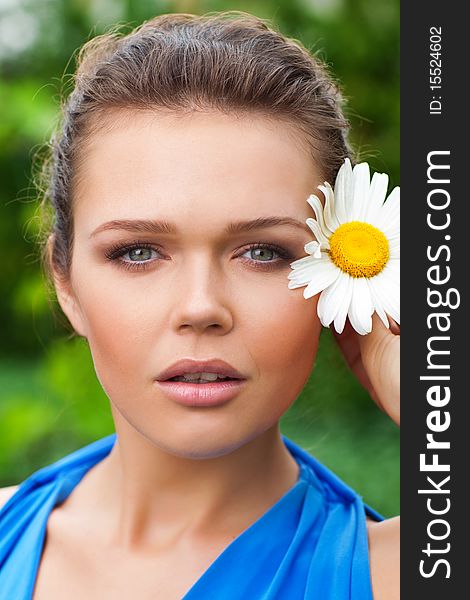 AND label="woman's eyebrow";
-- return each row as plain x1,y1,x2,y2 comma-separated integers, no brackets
89,216,311,238
226,216,310,234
